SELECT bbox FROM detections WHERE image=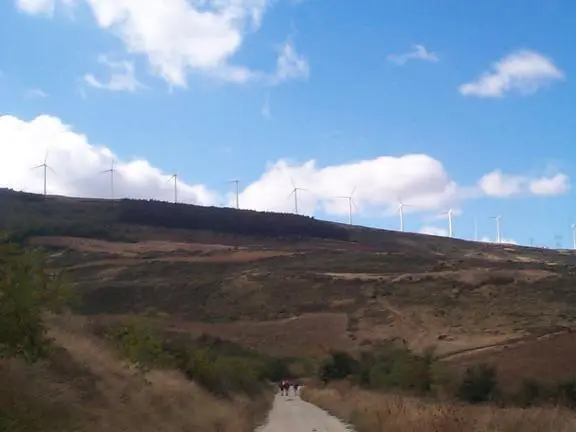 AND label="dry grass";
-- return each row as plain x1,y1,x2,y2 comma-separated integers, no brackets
0,314,272,432
302,385,576,432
